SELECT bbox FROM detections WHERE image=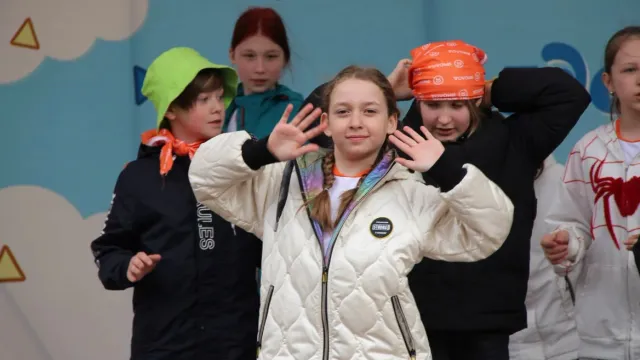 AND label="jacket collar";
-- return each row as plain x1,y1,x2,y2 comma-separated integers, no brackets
233,83,291,105
295,149,411,195
596,121,625,161
295,149,413,247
